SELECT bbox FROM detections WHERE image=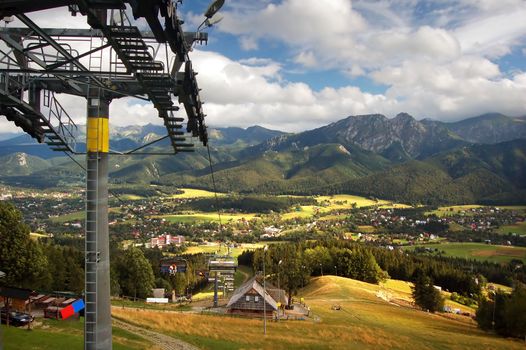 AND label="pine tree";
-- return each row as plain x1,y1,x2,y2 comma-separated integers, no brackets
0,202,48,288
117,247,155,299
412,273,444,313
